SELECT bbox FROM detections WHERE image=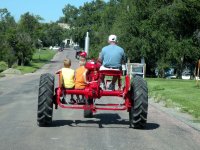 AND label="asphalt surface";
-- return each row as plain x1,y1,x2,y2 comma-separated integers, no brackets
0,48,200,150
